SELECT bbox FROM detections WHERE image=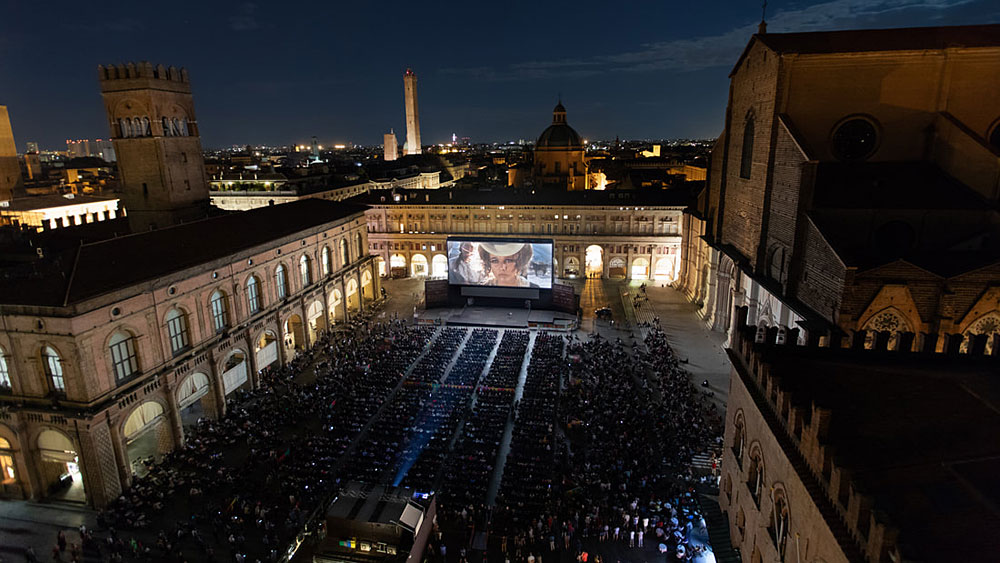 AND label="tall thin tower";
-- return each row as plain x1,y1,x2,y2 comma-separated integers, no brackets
403,69,421,156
